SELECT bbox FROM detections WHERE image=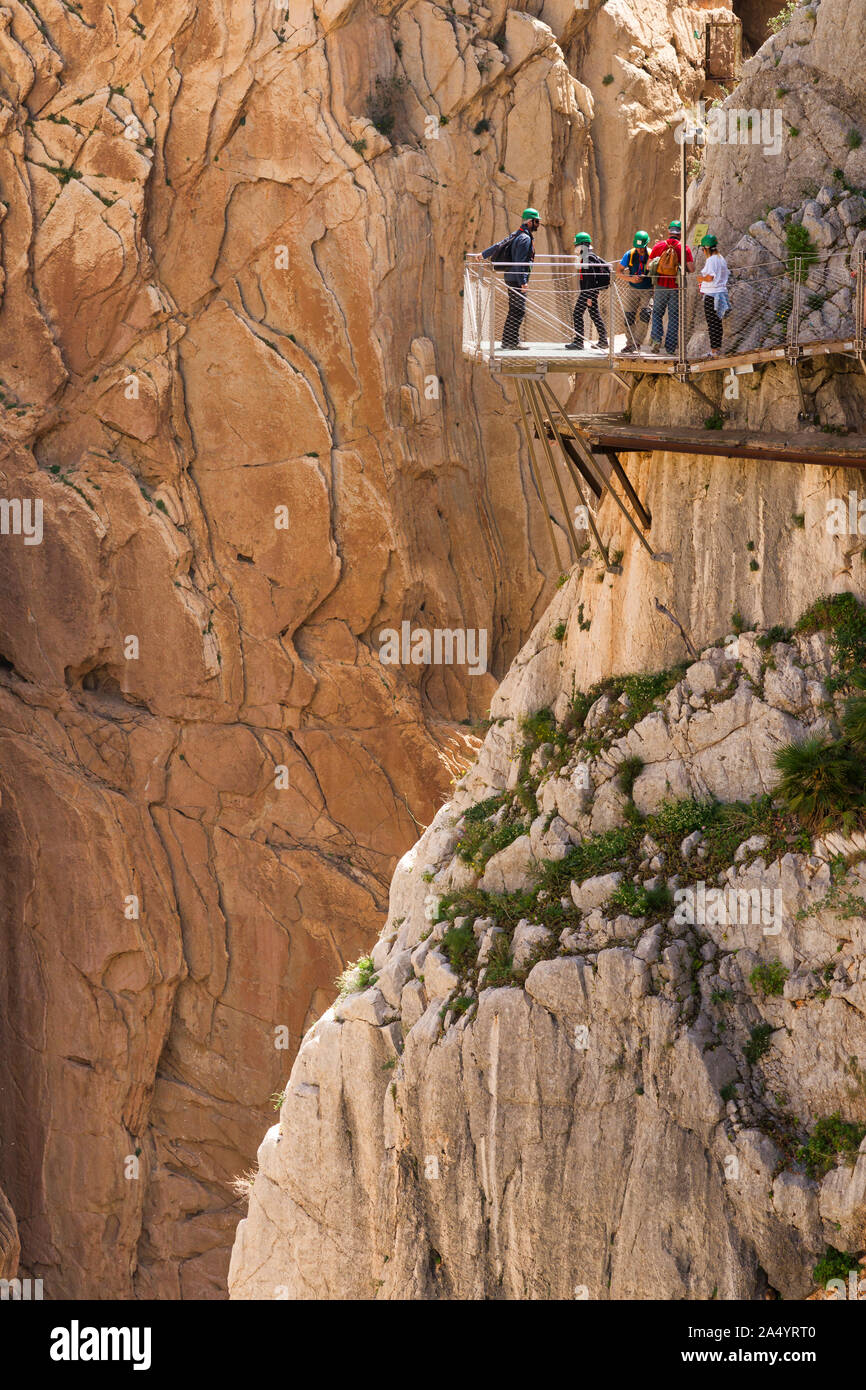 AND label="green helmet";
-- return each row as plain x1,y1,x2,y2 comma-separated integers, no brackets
668,219,682,233
700,233,718,248
522,207,540,222
574,232,592,246
633,230,649,247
